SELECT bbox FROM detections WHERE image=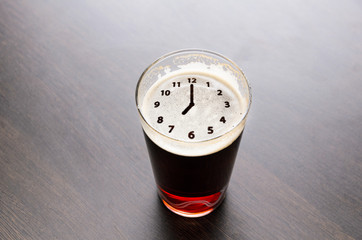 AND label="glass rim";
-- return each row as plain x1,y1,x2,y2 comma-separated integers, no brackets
135,48,252,144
